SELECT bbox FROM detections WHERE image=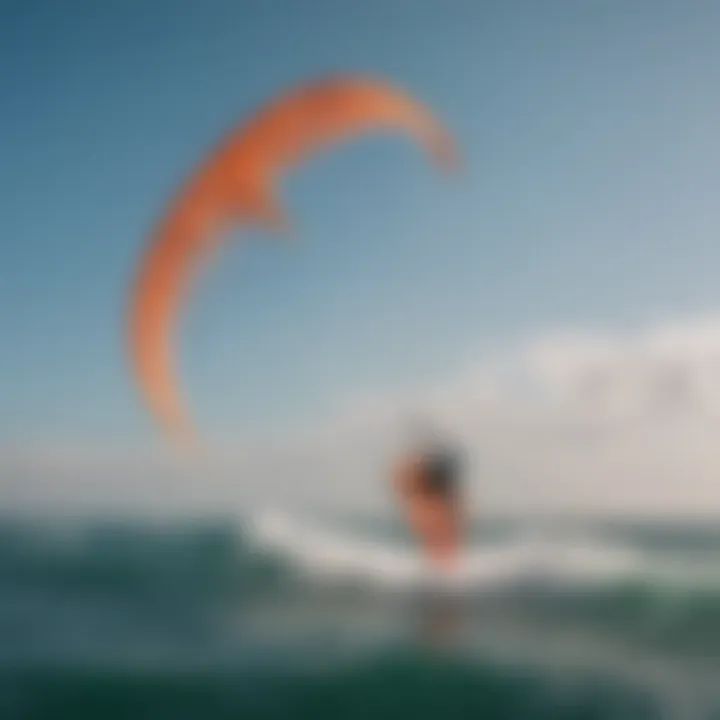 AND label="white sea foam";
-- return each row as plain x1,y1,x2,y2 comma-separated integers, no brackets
246,509,647,593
